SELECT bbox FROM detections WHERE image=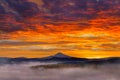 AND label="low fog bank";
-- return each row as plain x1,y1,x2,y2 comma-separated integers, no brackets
0,62,120,80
